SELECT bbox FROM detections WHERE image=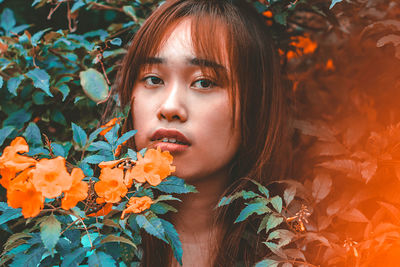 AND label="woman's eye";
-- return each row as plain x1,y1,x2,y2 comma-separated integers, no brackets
192,79,216,90
143,76,164,86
